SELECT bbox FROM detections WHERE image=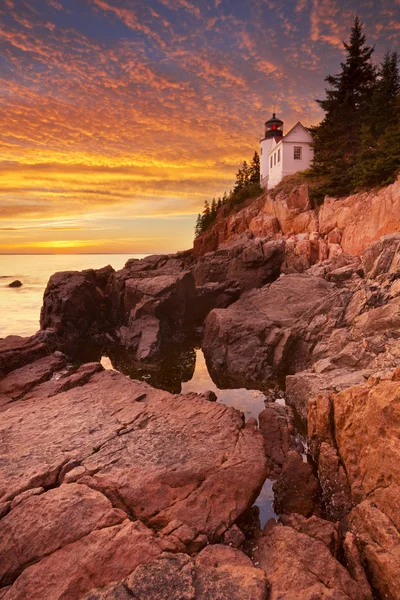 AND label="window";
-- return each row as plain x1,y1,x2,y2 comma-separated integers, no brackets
278,149,281,163
294,146,302,160
270,156,273,168
274,153,276,165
